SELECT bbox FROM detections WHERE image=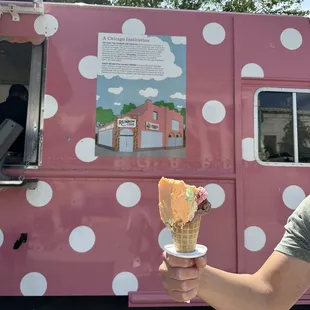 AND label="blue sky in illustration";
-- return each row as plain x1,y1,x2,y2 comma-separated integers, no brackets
96,35,186,115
